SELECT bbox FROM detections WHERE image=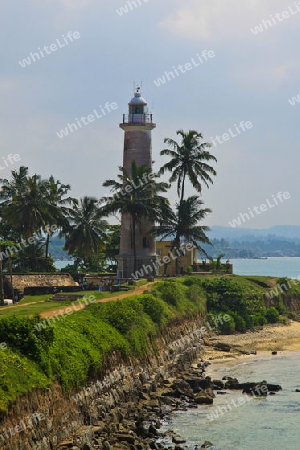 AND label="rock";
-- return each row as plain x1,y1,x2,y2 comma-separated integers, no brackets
172,435,186,444
201,441,214,448
213,343,231,352
115,432,135,445
135,422,149,439
212,380,225,389
224,378,240,389
57,441,74,449
102,442,112,450
194,392,213,404
242,383,268,396
82,445,93,450
267,383,282,392
148,424,158,437
172,379,194,398
185,377,213,392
